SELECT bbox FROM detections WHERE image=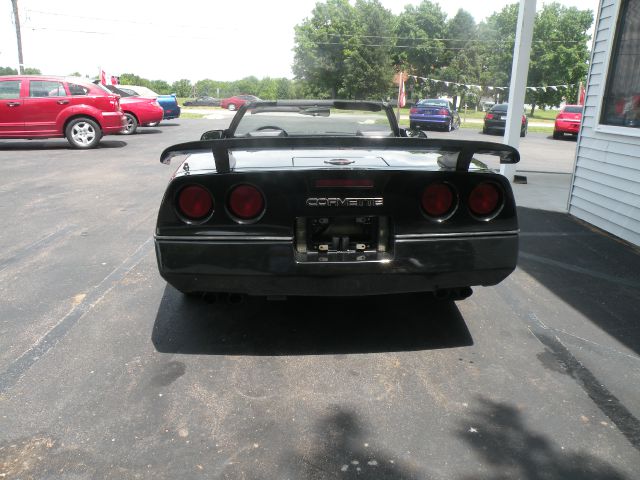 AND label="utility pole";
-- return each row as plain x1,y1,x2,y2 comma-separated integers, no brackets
11,0,25,74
